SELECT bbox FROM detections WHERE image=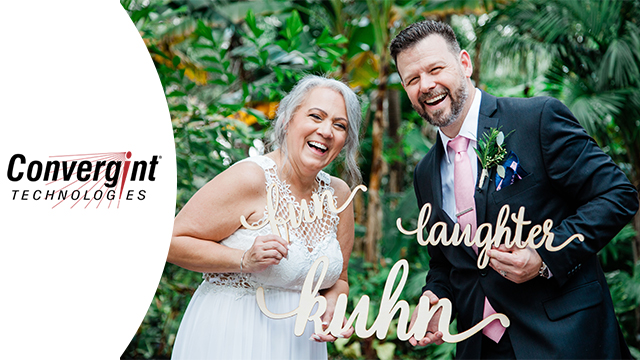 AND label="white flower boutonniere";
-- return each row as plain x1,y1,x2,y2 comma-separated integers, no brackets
474,128,513,188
